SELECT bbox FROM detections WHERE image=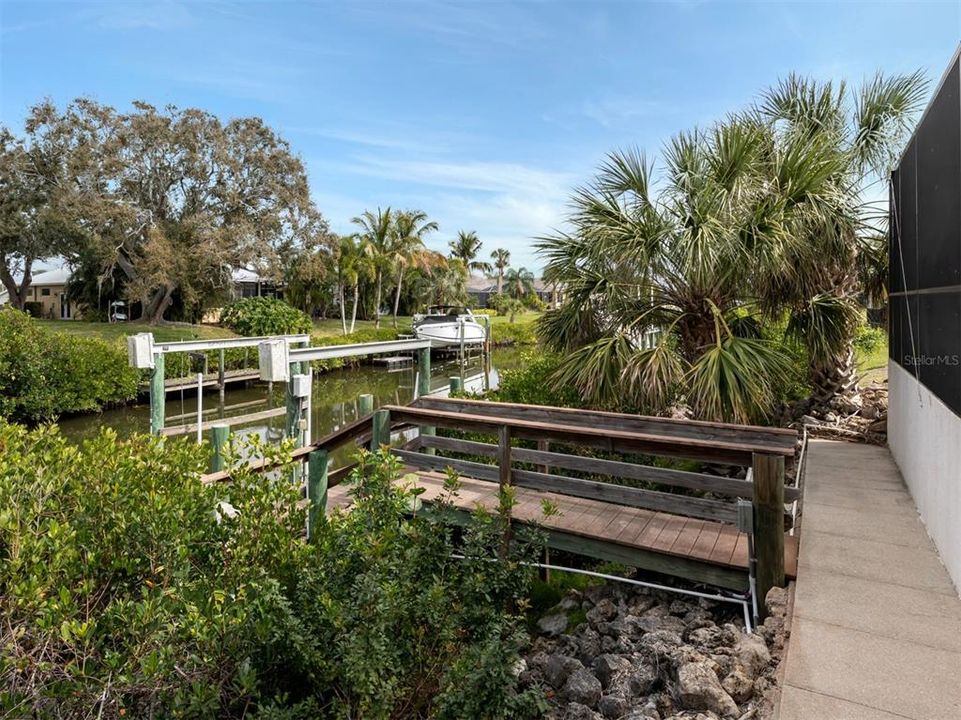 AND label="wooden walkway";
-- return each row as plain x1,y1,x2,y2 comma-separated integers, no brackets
326,470,798,591
202,397,802,605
